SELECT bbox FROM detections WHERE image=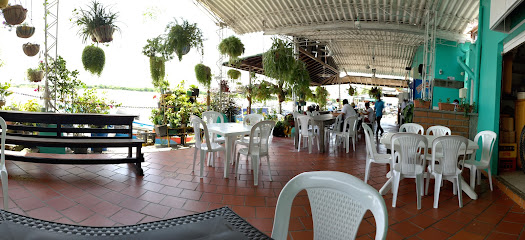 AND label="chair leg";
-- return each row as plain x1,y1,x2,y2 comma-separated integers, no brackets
192,148,198,173
235,152,241,179
364,159,371,183
452,178,457,195
487,168,493,191
433,174,442,208
457,175,463,208
392,173,401,208
253,155,259,186
1,170,7,210
266,156,273,181
425,172,431,195
308,137,312,154
477,169,481,186
469,166,476,189
345,137,349,153
298,136,302,152
416,174,422,210
199,150,206,178
352,136,356,151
